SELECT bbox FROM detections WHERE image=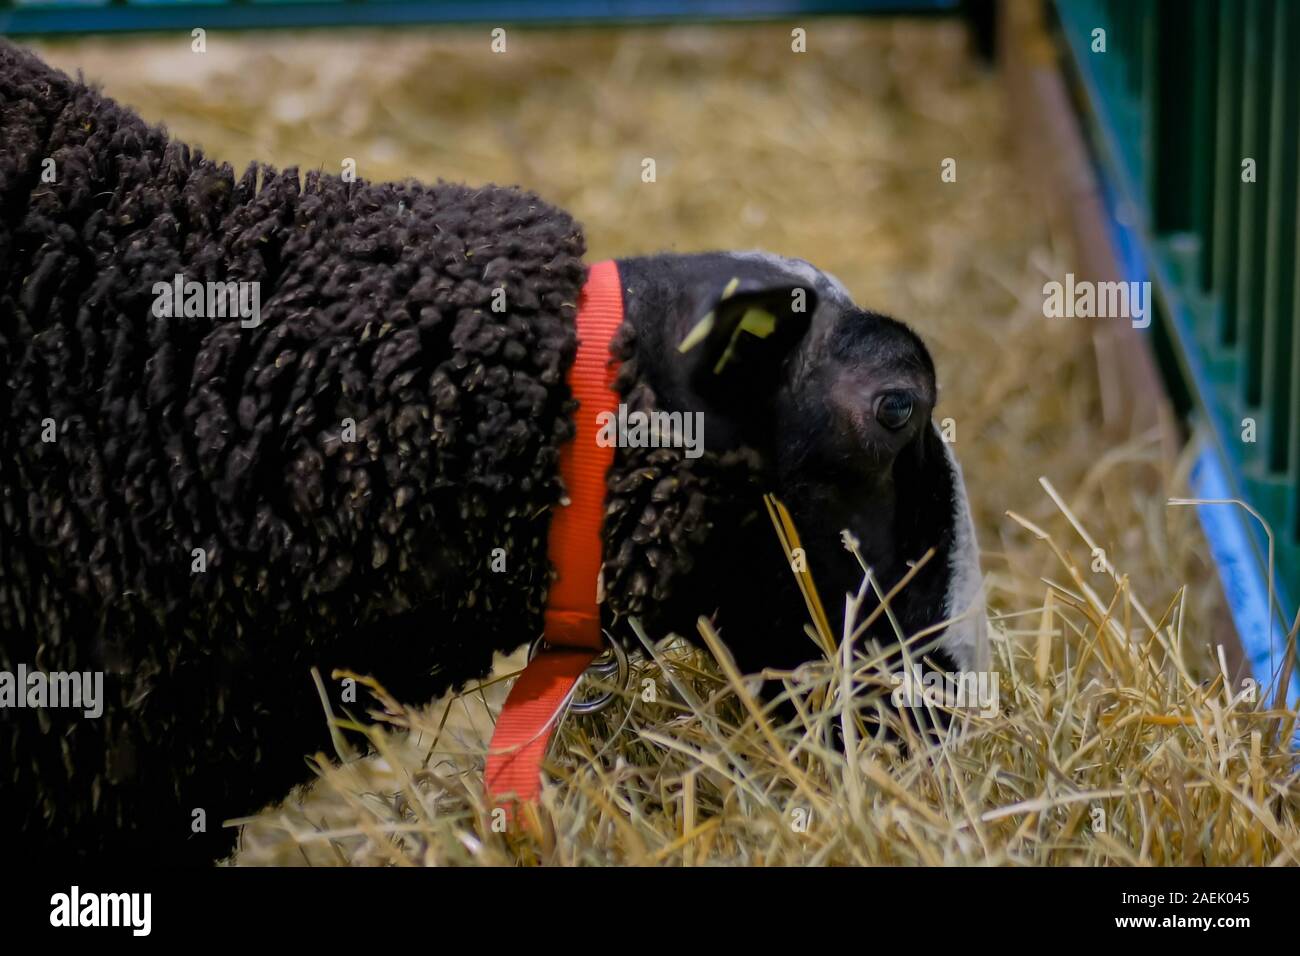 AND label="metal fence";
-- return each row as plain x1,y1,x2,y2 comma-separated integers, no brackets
0,0,959,35
1055,0,1300,636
